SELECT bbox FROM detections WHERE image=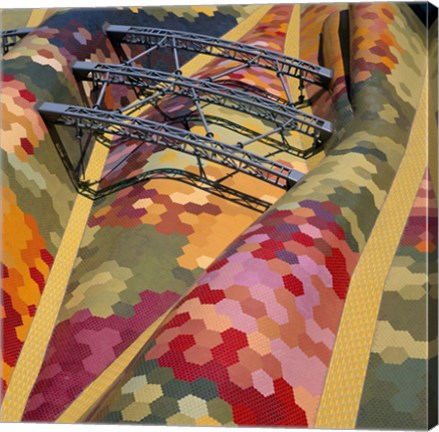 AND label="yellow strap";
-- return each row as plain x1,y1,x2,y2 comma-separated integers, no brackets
56,311,169,422
284,5,301,102
26,9,55,27
1,133,109,421
315,75,428,428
